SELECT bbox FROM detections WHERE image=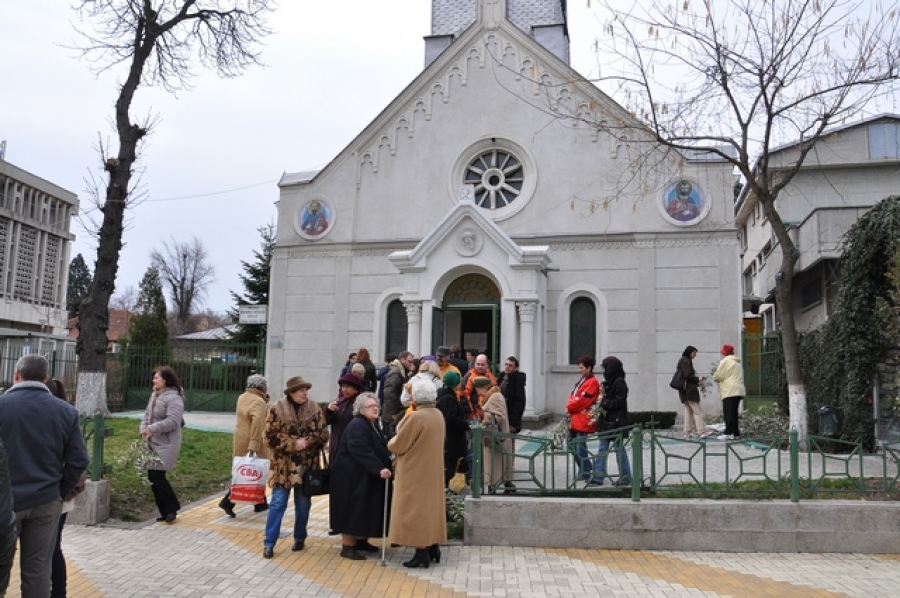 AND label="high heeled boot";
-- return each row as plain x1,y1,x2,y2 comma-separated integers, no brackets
427,543,441,563
402,548,431,568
